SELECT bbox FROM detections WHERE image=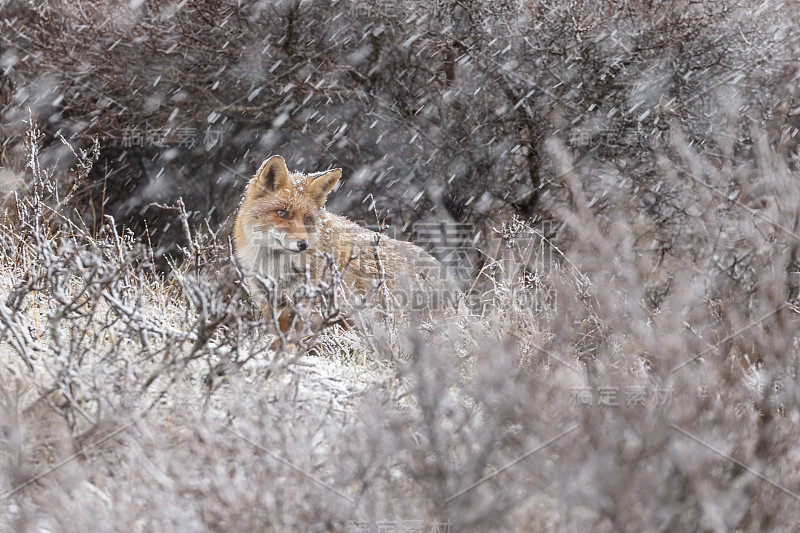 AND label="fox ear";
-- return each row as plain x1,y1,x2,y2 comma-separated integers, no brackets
253,155,291,194
307,169,341,207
